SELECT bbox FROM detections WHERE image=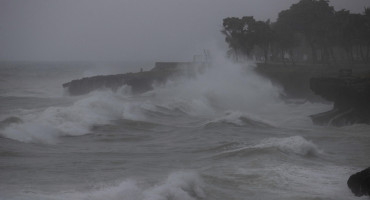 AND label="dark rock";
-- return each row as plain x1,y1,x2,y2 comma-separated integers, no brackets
348,167,370,197
255,63,370,101
309,75,370,126
63,62,207,96
63,74,128,95
255,63,324,100
62,70,172,95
